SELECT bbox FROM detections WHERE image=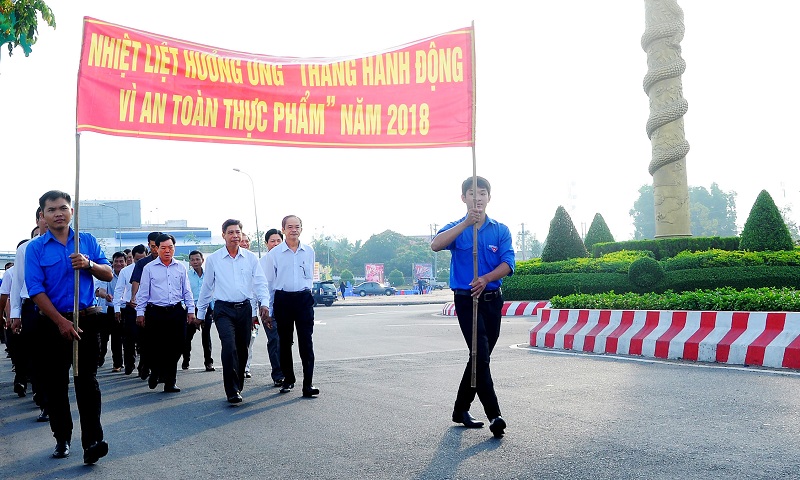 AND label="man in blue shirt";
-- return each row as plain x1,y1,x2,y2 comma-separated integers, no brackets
431,176,515,439
26,190,113,463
